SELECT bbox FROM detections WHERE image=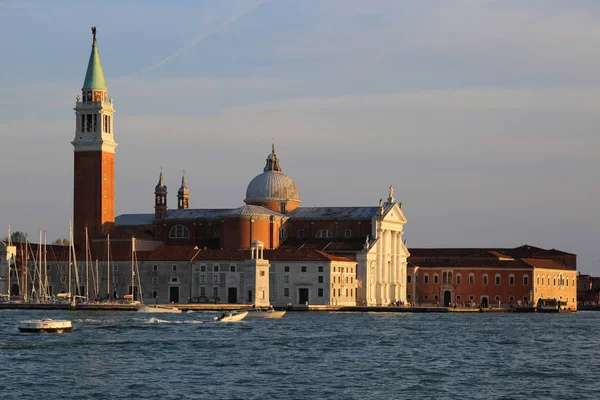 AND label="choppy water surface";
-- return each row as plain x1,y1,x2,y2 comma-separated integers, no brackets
1,310,599,399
